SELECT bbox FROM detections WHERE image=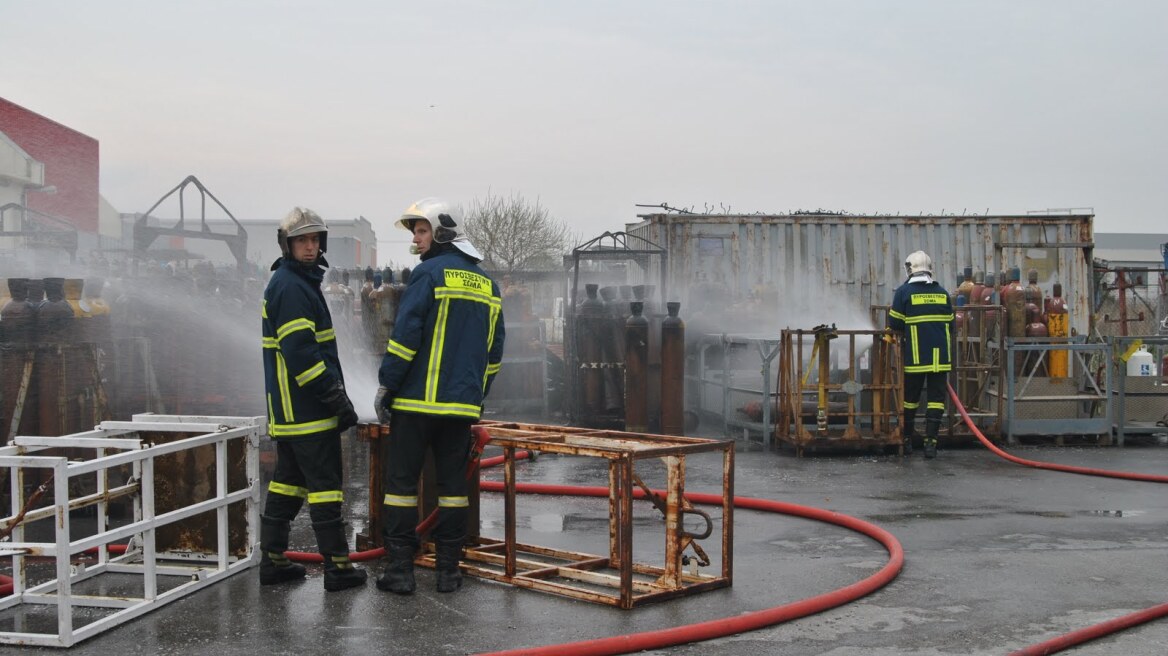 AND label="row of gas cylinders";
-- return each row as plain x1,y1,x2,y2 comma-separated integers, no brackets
357,269,406,354
0,277,111,343
952,266,1071,376
574,283,686,435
